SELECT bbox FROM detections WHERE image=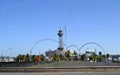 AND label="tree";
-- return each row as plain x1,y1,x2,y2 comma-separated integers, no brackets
81,54,86,61
73,51,78,60
98,51,103,62
31,55,36,62
1,55,4,62
34,56,41,62
26,54,29,62
23,55,26,62
40,54,45,61
91,52,98,61
99,51,102,56
106,53,110,58
65,50,71,60
16,54,24,62
51,53,60,61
